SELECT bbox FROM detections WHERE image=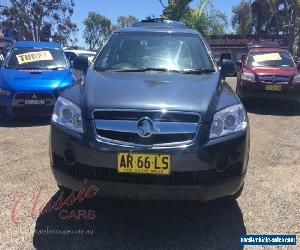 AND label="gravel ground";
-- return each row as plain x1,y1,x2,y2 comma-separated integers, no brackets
0,77,299,250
